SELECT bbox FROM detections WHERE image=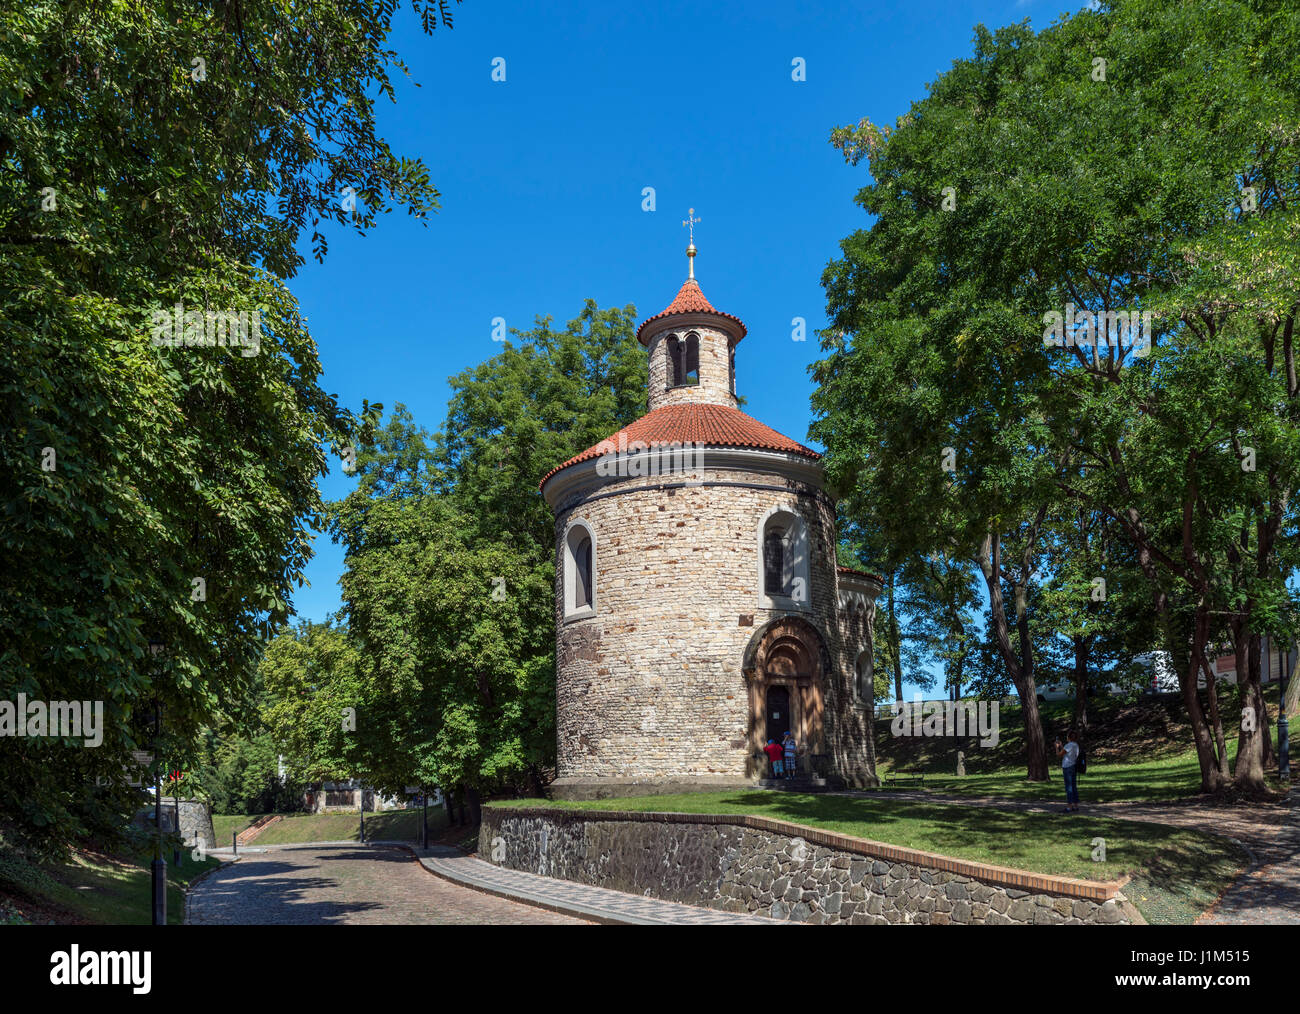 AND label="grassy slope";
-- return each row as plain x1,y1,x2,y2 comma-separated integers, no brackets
236,808,445,845
0,846,219,925
211,813,253,845
496,791,1243,924
875,692,1290,800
